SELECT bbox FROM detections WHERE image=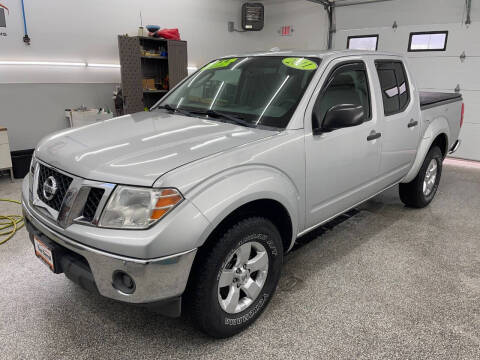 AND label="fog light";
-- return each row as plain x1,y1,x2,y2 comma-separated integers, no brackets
112,271,136,294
